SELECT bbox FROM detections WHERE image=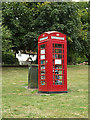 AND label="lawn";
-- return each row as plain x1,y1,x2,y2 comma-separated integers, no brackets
2,65,88,118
